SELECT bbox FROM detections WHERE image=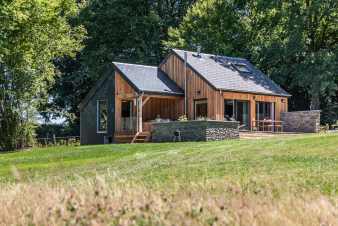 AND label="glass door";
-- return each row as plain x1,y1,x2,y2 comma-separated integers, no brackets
235,101,250,130
121,100,135,131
